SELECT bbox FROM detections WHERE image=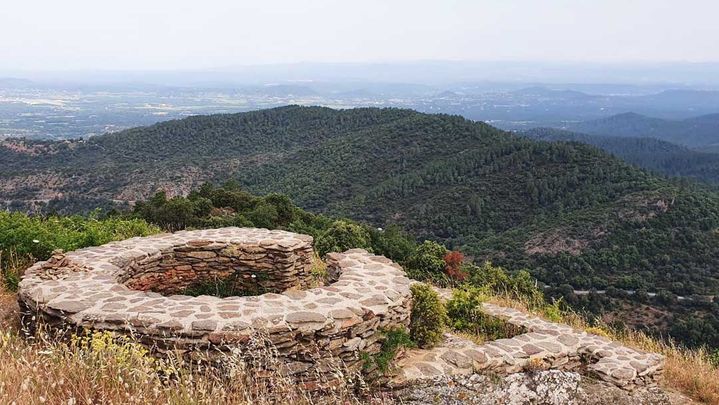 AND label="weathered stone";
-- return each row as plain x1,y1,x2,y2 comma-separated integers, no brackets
522,343,544,356
440,350,473,369
329,309,355,319
191,320,218,331
157,320,184,330
286,311,326,324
